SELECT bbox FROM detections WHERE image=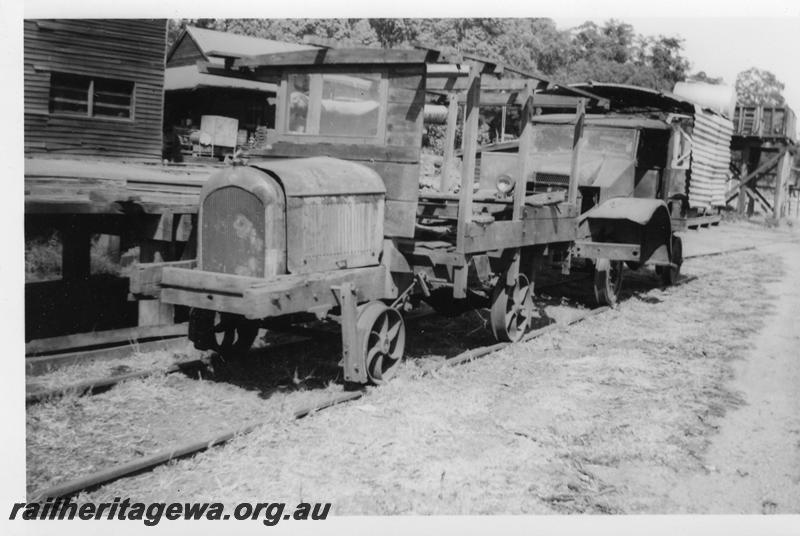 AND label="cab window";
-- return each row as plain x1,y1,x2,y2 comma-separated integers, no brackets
283,72,384,139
